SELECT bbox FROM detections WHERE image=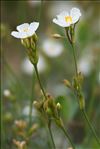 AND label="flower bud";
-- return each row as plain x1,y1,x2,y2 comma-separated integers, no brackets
28,124,38,136
52,33,62,39
46,107,52,116
13,139,26,149
56,102,62,110
33,100,43,111
27,48,39,65
78,94,85,110
77,72,84,85
63,79,72,89
30,37,35,49
32,34,38,43
55,118,63,127
14,120,27,129
21,38,30,49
